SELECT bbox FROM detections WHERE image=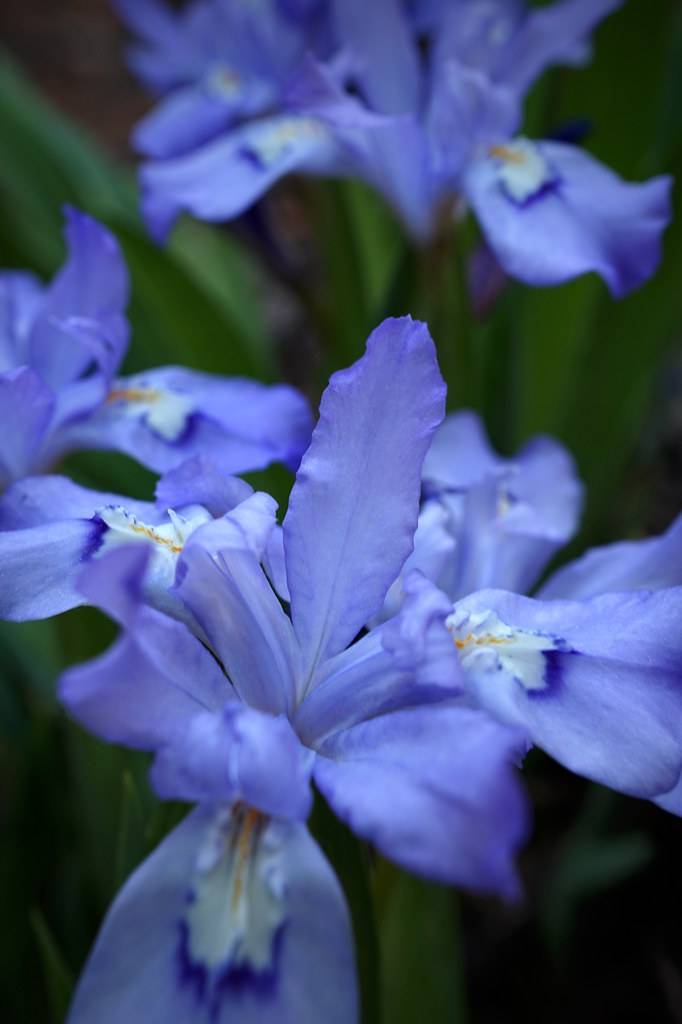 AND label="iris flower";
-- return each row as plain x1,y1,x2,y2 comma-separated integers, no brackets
385,410,682,811
0,206,312,489
124,0,672,296
51,319,528,1022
